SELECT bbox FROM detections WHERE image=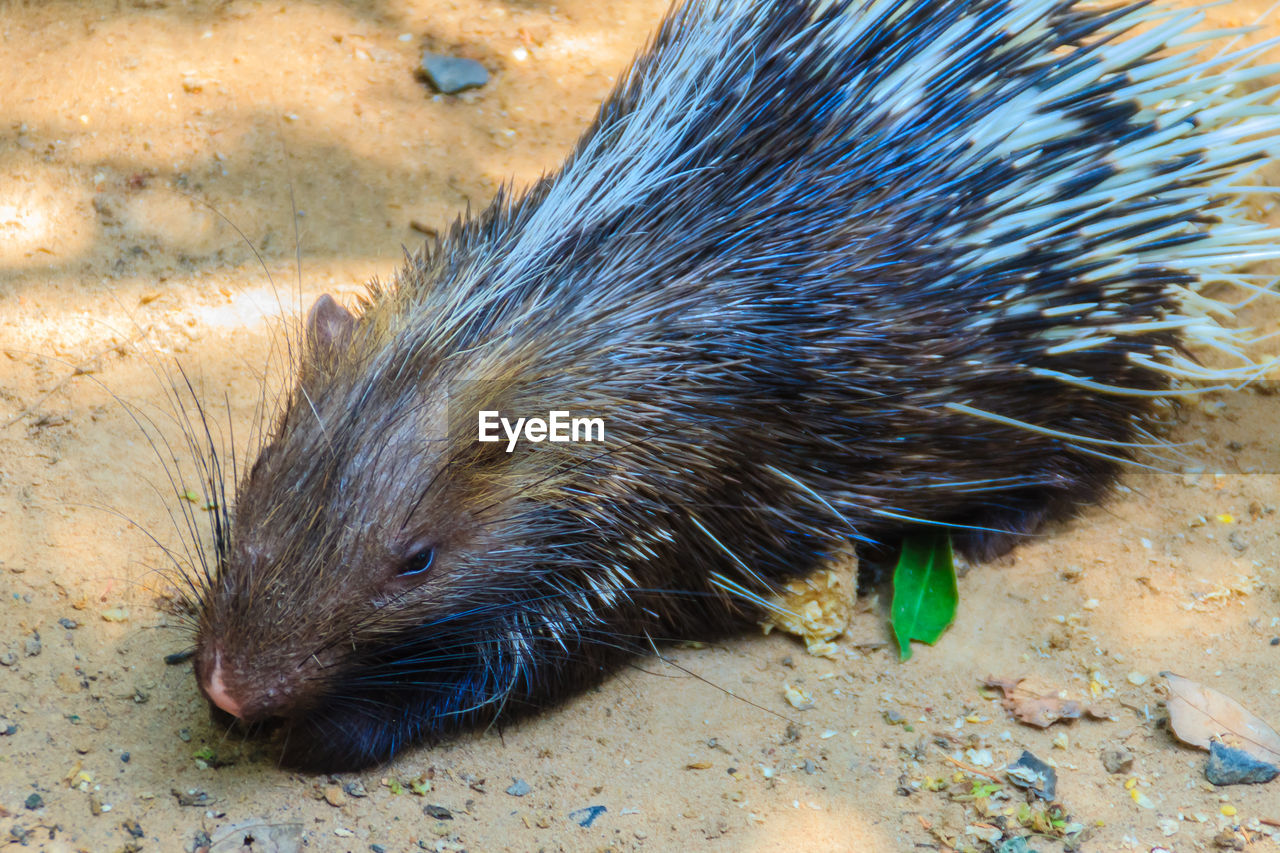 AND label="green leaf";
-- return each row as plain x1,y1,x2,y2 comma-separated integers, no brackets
890,534,958,661
971,780,1002,798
